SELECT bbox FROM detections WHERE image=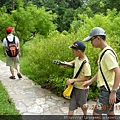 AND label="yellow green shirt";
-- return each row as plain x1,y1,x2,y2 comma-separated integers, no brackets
97,46,119,90
73,57,91,89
